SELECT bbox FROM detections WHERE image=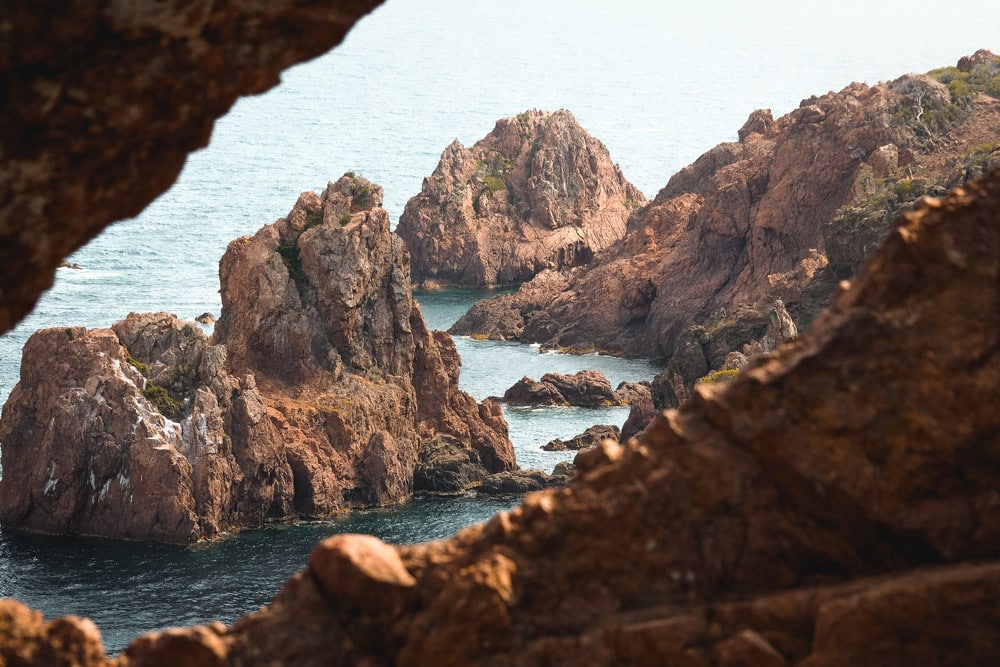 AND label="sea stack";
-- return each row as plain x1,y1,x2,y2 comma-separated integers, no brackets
0,174,515,543
397,109,645,288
